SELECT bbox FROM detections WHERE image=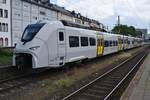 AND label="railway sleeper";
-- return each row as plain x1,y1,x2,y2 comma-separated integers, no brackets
82,93,103,100
96,83,114,89
87,89,107,95
93,85,112,90
73,94,102,100
102,79,120,84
